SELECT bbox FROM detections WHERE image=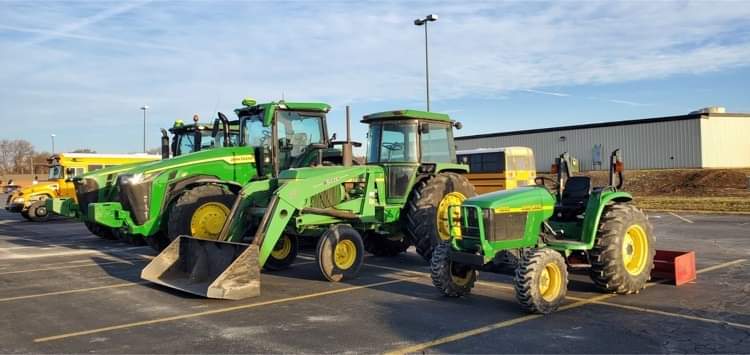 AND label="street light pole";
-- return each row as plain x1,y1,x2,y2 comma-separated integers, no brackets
414,14,438,112
140,105,149,153
50,134,56,154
